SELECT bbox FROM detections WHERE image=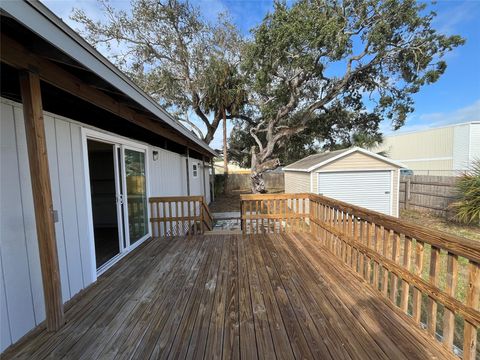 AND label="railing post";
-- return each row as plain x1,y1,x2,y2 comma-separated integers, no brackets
463,262,479,360
200,197,205,234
